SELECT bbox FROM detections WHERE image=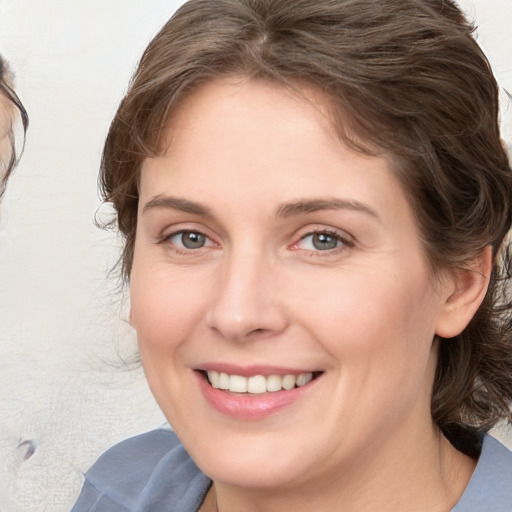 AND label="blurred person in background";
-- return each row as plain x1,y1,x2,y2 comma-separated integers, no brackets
0,54,28,198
